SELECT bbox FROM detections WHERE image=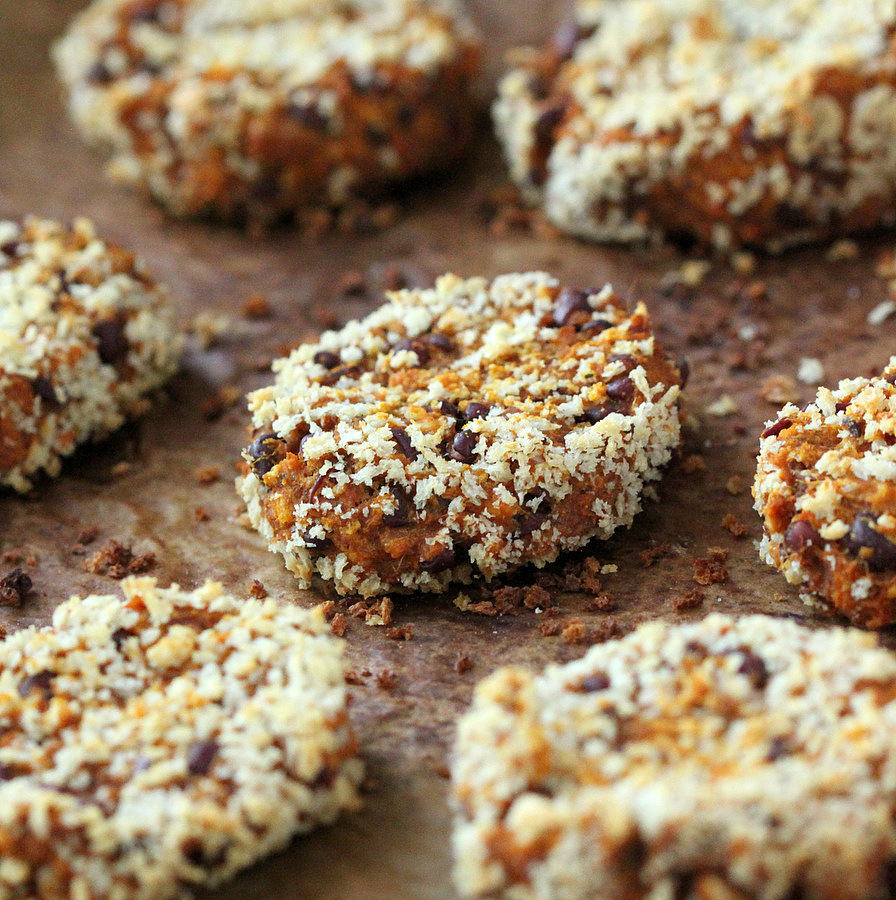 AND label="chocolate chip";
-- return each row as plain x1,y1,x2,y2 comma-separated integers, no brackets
246,432,286,477
766,736,790,761
607,376,634,401
112,627,131,651
439,400,462,421
320,365,361,386
428,333,453,352
524,487,550,511
187,740,218,776
390,427,419,461
0,568,31,607
516,514,544,537
774,203,810,229
534,101,567,149
308,473,327,502
32,376,58,407
92,317,128,365
383,487,411,526
842,416,862,438
784,520,820,552
394,338,429,366
18,669,54,699
365,122,390,145
835,400,850,413
553,289,590,326
0,240,20,257
449,430,477,463
761,418,792,439
301,530,329,550
580,672,610,692
580,318,614,335
527,73,550,101
313,350,340,369
129,4,160,23
464,402,490,420
397,103,417,127
578,404,611,424
845,513,896,572
86,61,113,85
737,650,769,690
420,547,456,573
684,640,707,658
288,104,328,130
